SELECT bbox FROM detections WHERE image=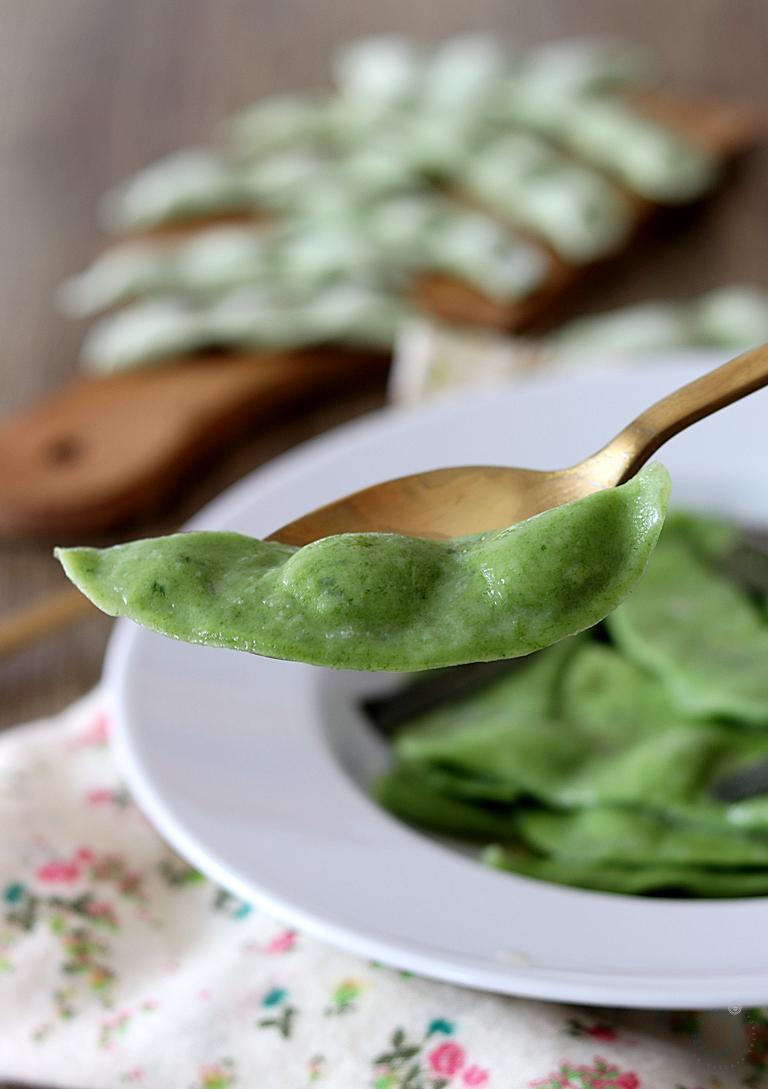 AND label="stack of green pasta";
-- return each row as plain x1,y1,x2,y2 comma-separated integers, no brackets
57,35,745,375
374,511,768,897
